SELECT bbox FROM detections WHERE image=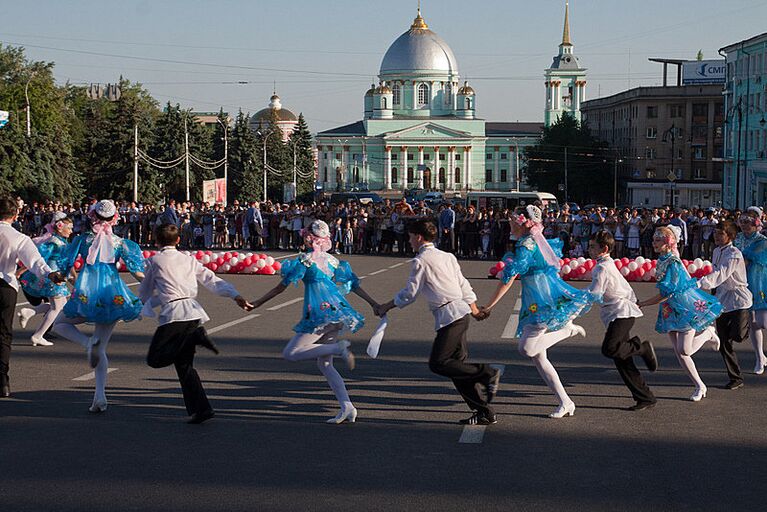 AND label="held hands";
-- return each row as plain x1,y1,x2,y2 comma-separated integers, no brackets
374,302,394,317
470,304,491,321
48,271,66,284
234,295,255,311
